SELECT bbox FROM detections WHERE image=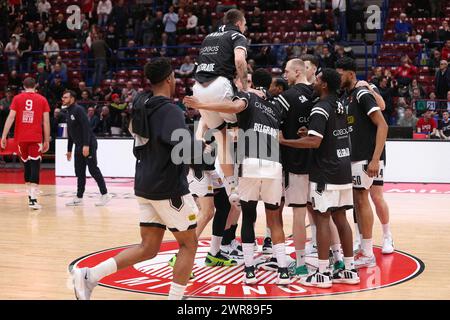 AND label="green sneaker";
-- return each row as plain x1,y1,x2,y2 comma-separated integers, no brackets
333,260,345,271
205,252,237,267
295,264,308,277
168,254,195,279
